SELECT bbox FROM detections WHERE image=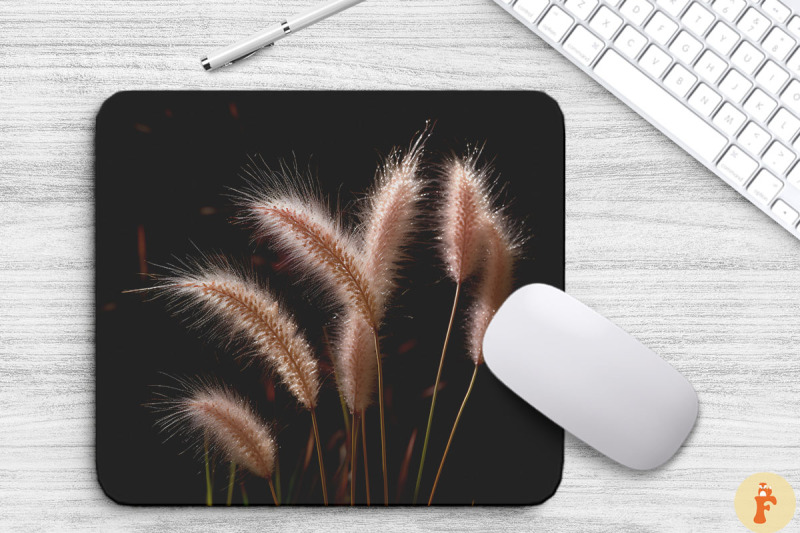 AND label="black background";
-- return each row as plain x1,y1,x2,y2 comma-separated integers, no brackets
96,91,565,505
